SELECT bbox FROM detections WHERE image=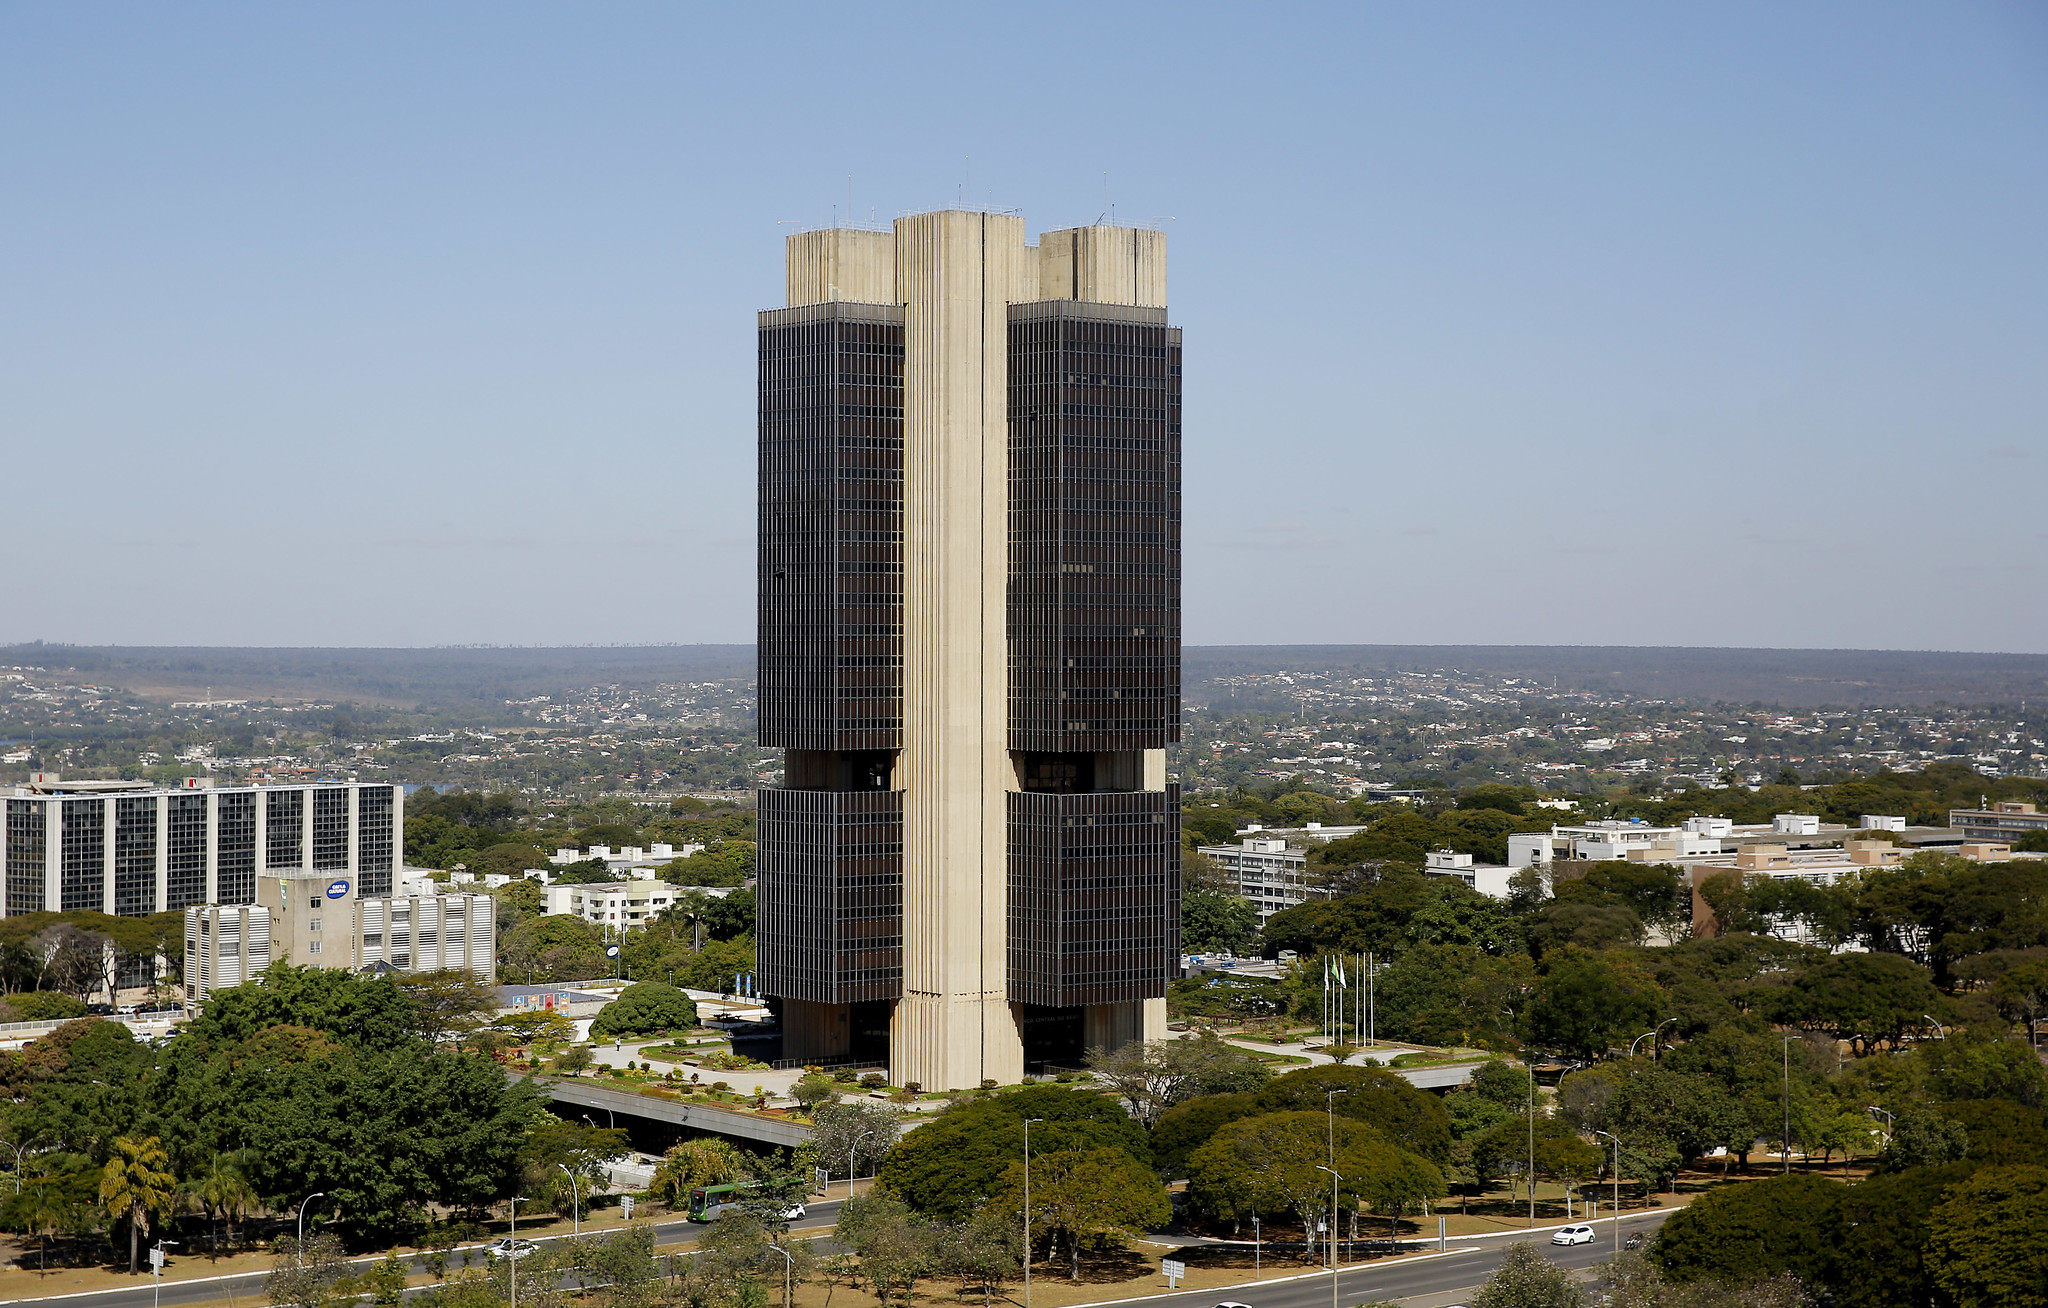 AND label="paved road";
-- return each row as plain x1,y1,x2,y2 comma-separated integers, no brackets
1121,1211,1672,1308
6,1206,1672,1308
0,1200,851,1308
